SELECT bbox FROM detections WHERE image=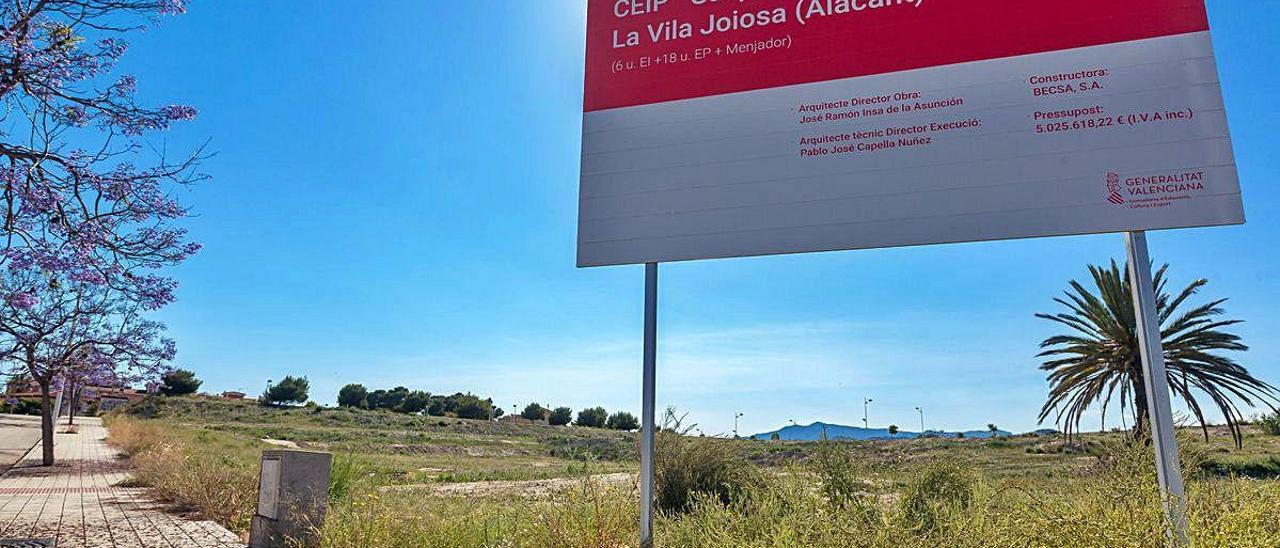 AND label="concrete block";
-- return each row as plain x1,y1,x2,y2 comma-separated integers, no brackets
250,450,332,547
